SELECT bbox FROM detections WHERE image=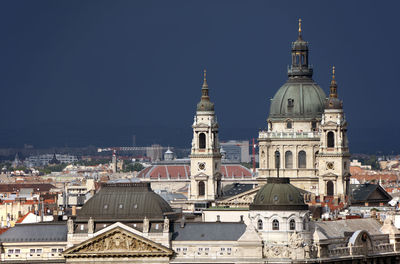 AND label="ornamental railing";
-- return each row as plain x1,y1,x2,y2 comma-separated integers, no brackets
259,131,320,139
